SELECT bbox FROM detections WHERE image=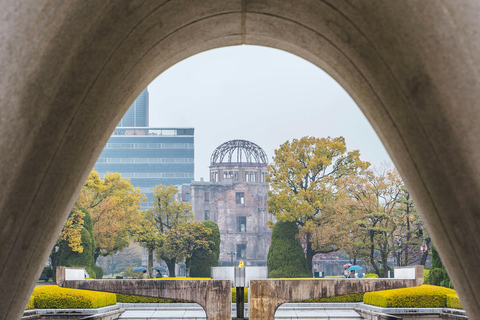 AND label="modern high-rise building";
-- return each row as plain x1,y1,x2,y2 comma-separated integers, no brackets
94,88,194,209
